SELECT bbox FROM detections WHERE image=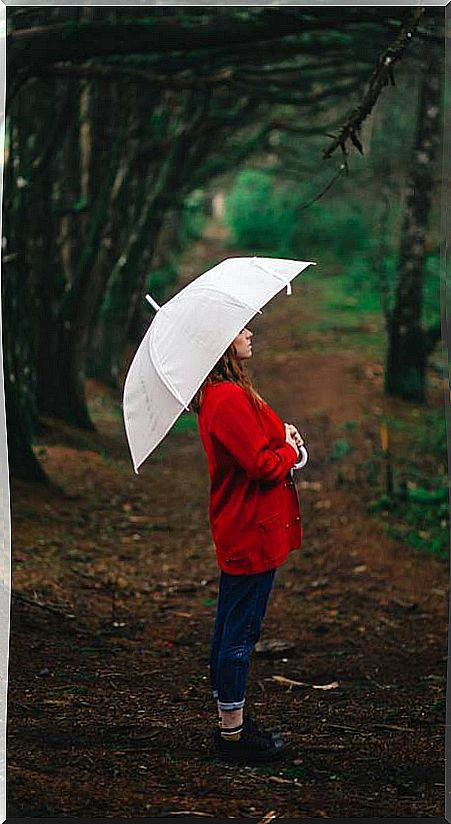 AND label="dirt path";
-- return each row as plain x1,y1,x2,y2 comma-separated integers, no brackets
7,223,448,818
